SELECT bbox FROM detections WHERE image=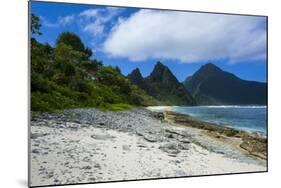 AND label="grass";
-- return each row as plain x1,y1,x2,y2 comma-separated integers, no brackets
32,102,135,116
